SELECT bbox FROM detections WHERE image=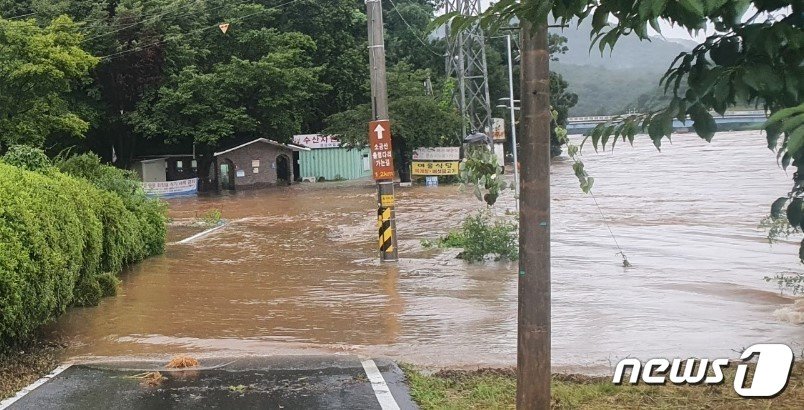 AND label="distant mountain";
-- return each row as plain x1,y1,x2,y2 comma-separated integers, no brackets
550,19,695,71
549,19,698,116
